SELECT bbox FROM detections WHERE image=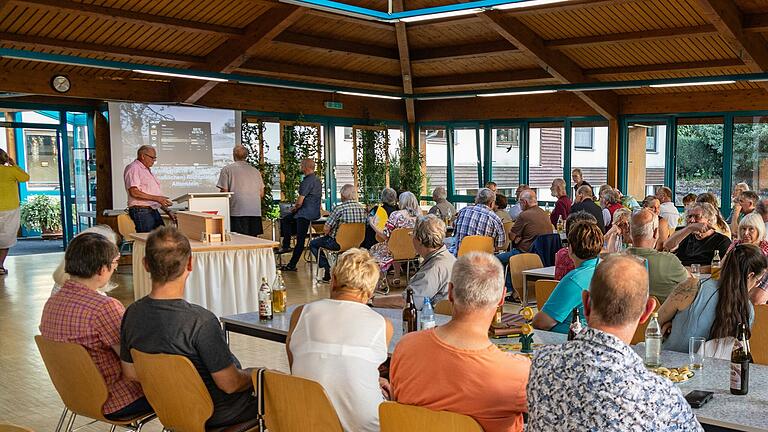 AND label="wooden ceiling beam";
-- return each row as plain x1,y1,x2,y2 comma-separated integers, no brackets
0,31,203,66
545,24,718,49
480,10,618,119
393,0,415,123
9,0,244,36
305,9,395,32
694,0,768,73
414,68,554,91
273,31,400,60
411,40,520,62
237,58,402,90
743,13,768,33
585,58,745,76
